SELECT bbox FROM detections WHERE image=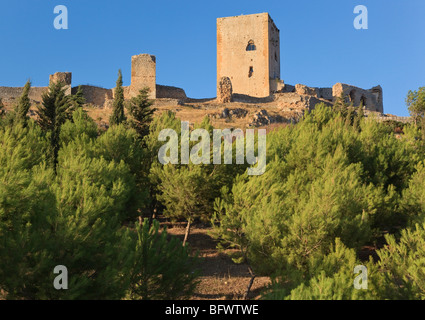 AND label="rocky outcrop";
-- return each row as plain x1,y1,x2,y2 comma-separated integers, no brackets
220,108,248,119
248,109,285,127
